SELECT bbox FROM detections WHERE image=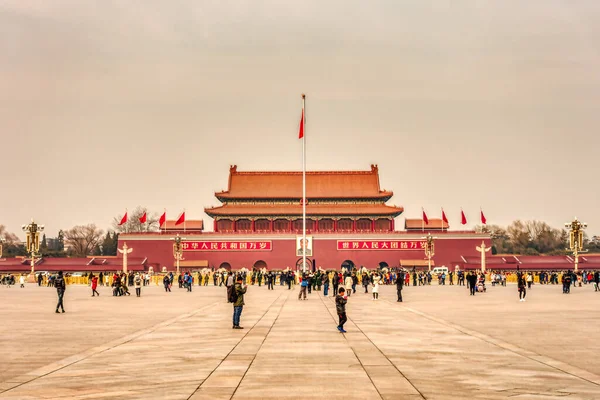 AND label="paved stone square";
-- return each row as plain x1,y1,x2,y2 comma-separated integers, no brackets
0,281,599,399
